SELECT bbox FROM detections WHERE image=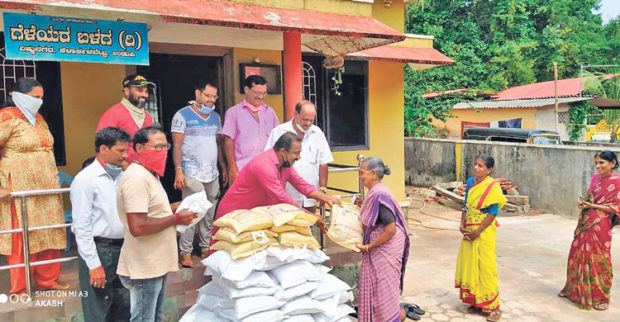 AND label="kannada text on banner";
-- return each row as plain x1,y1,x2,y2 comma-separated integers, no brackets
3,12,149,65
